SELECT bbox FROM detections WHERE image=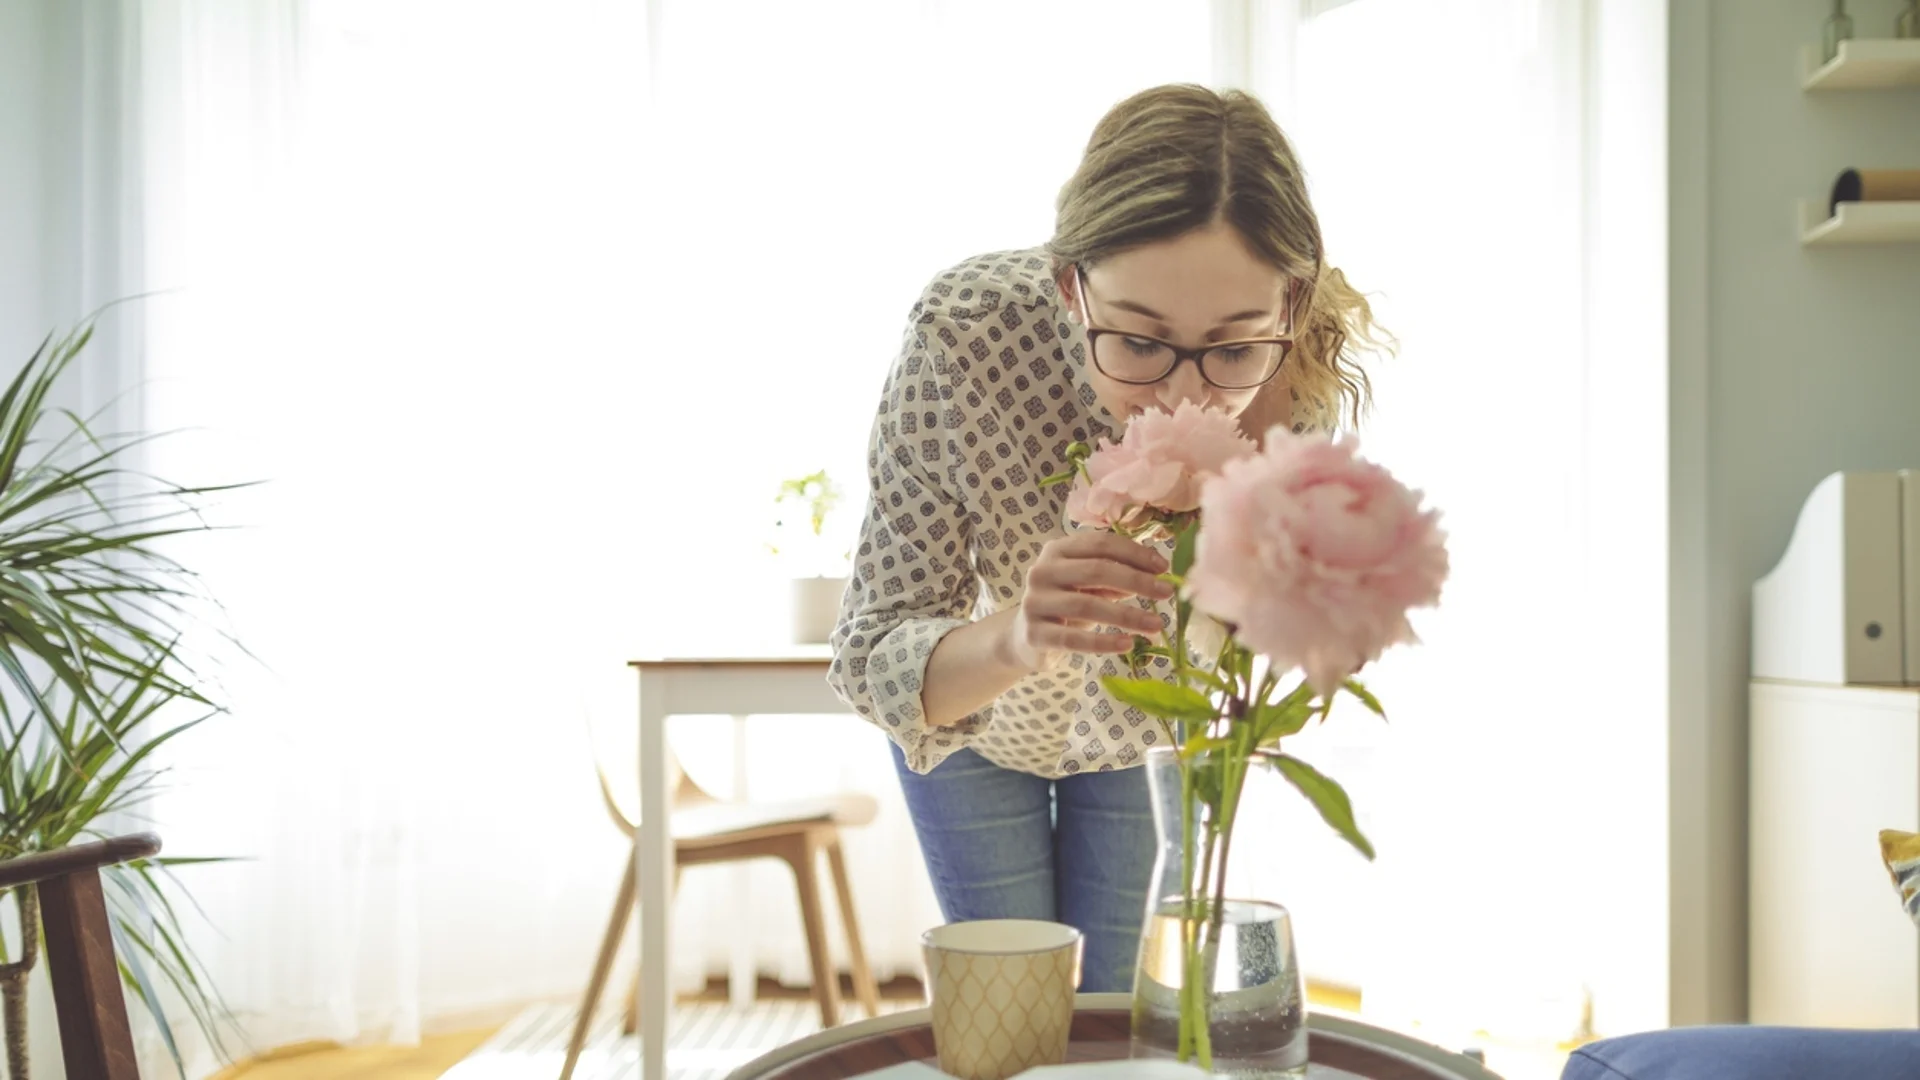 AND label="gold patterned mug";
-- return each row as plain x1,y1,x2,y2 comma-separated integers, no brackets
921,919,1084,1080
